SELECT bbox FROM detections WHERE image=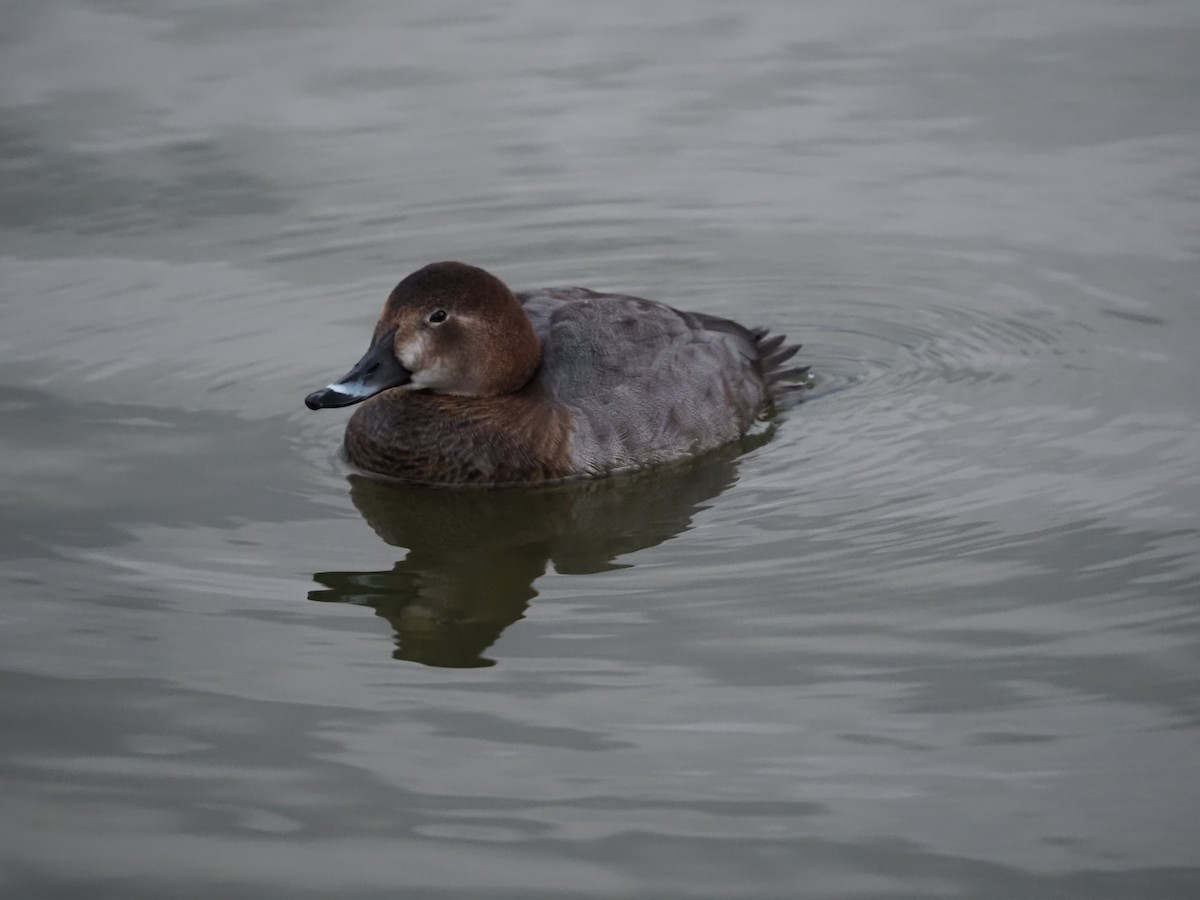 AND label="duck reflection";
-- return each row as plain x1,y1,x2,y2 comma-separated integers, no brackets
308,440,760,667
